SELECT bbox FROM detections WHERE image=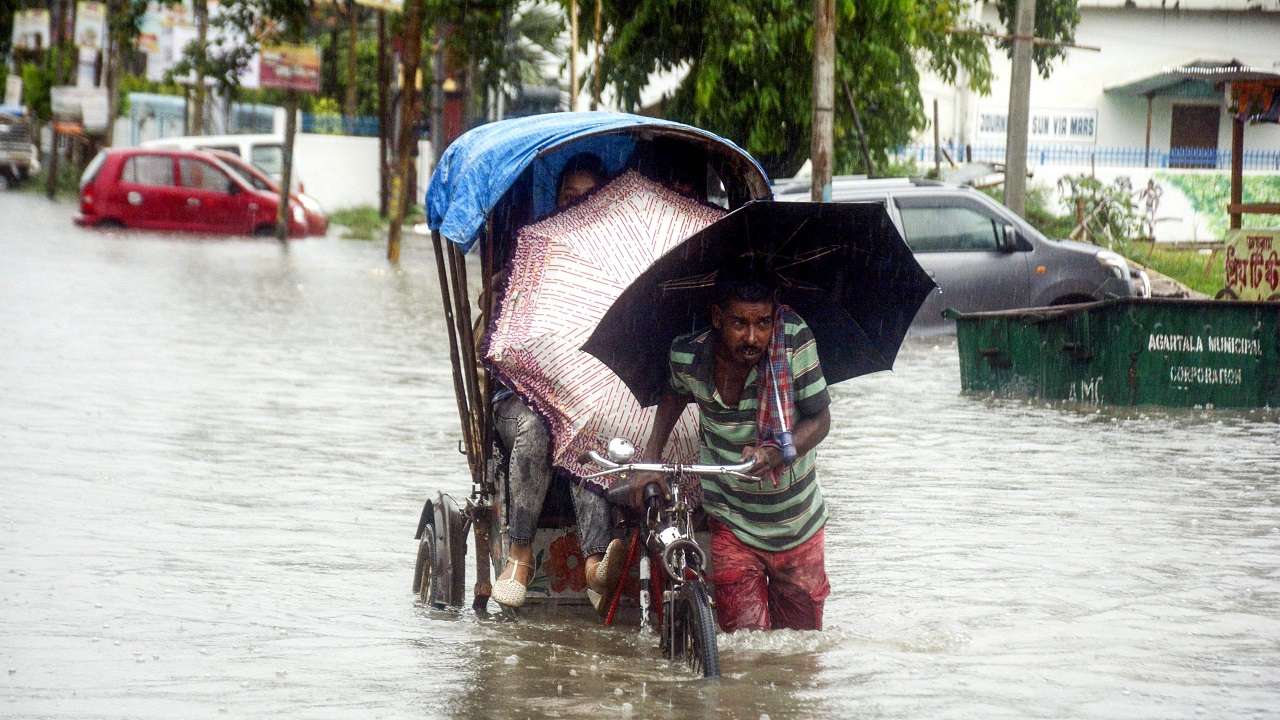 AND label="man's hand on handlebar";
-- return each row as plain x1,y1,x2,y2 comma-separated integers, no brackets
627,470,669,508
740,444,783,475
